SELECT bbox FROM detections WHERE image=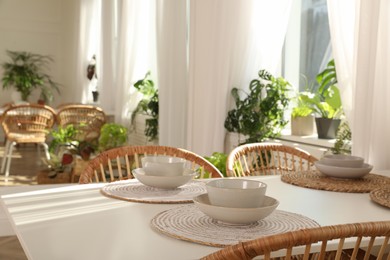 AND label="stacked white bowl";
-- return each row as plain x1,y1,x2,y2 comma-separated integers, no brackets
315,154,373,179
132,156,197,189
193,179,279,224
